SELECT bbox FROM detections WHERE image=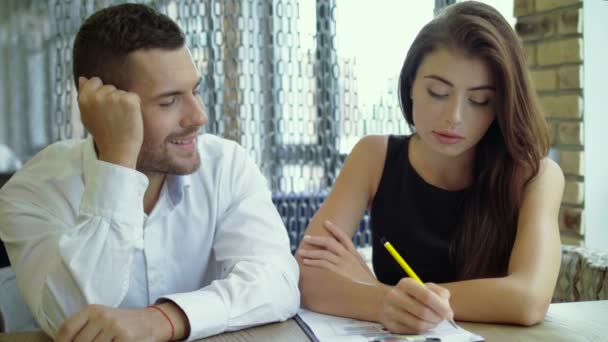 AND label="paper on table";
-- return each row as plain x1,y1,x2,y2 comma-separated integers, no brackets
297,309,484,342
